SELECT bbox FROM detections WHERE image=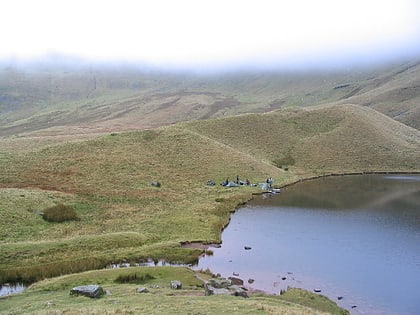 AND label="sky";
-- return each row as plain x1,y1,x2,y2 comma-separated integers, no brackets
1,0,420,71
